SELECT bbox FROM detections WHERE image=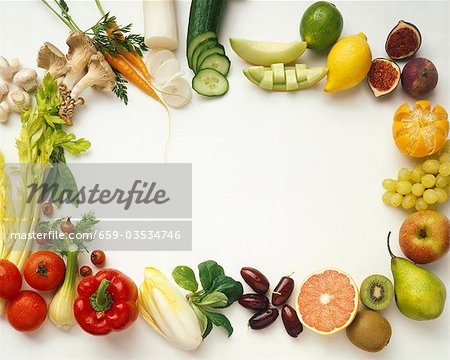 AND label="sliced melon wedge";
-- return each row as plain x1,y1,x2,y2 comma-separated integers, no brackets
247,66,265,82
243,64,328,92
271,63,285,85
229,38,307,66
260,70,274,90
243,69,260,86
285,69,298,91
